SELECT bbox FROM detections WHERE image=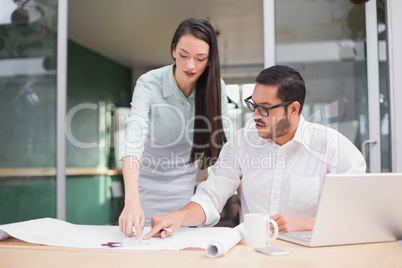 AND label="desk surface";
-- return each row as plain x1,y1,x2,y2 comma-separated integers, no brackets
1,237,401,268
